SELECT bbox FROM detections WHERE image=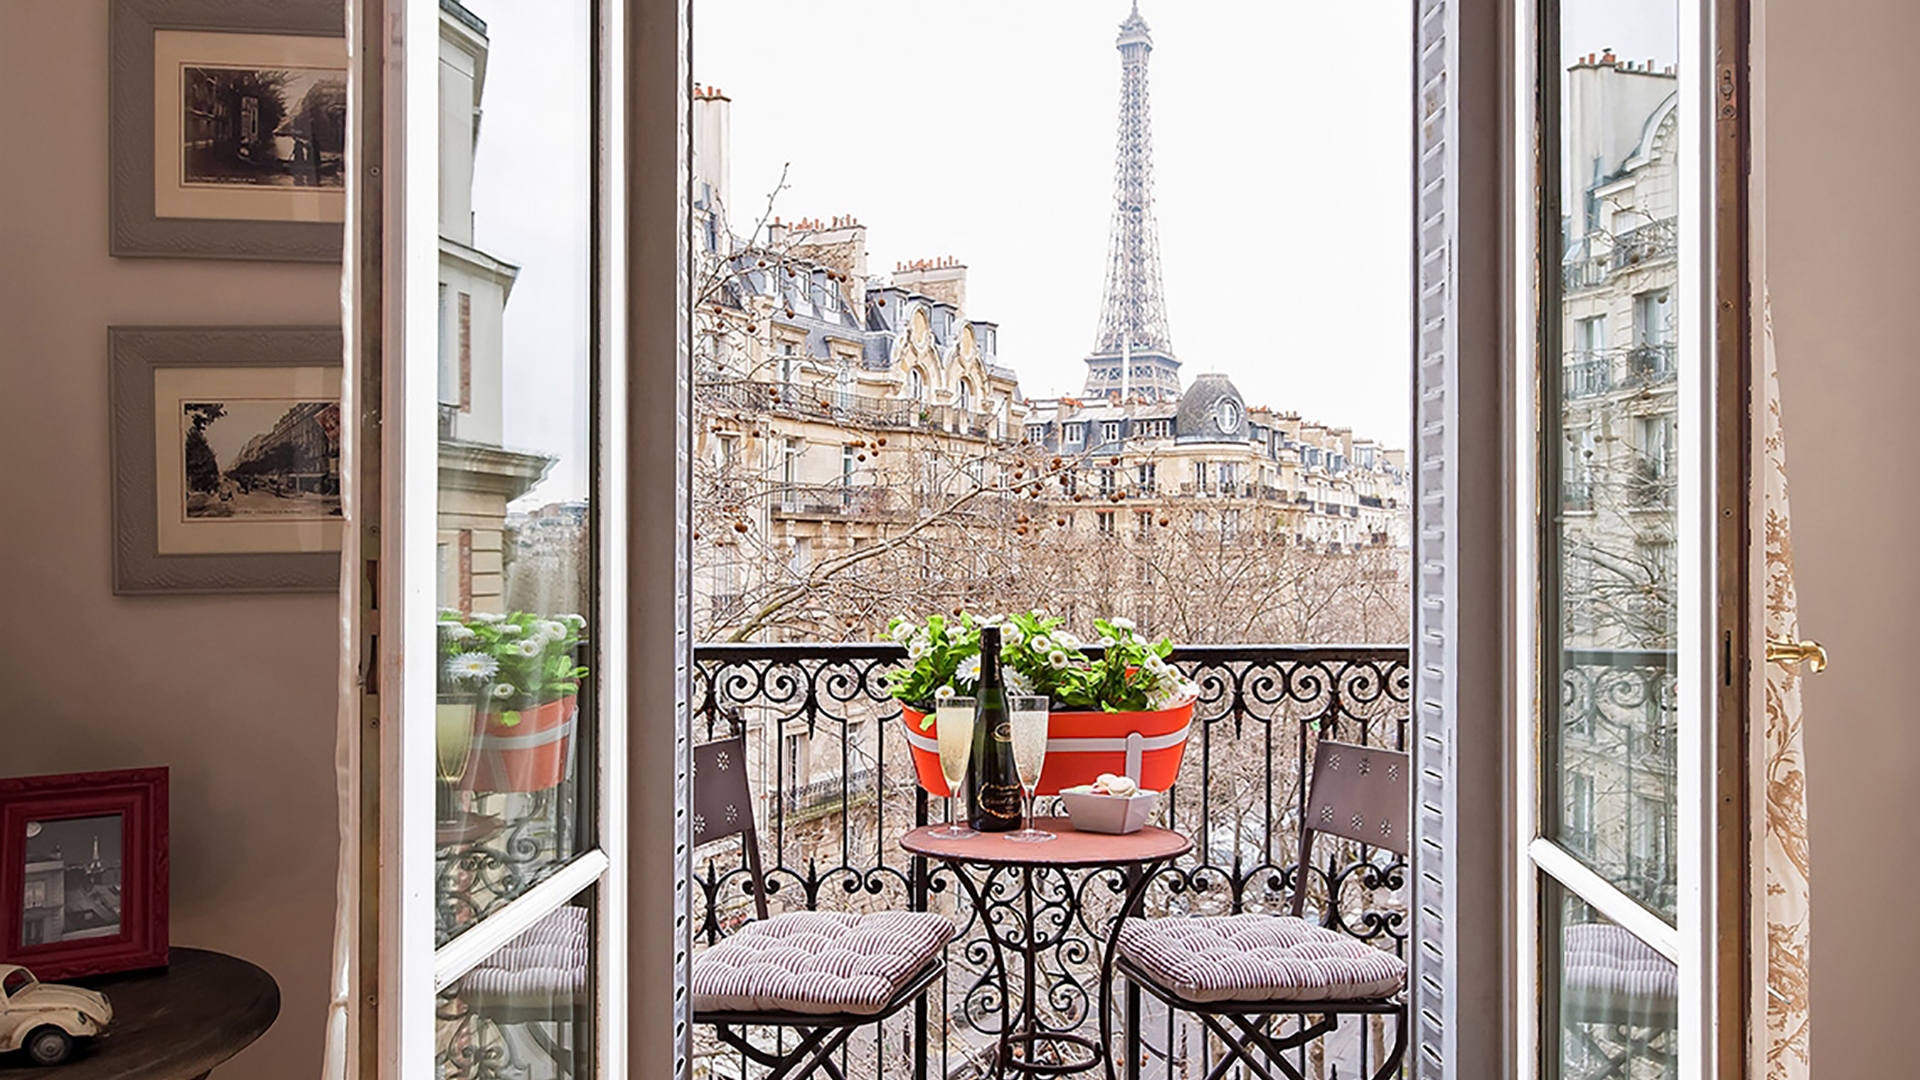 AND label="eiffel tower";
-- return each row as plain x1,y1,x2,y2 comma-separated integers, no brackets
1083,1,1181,403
